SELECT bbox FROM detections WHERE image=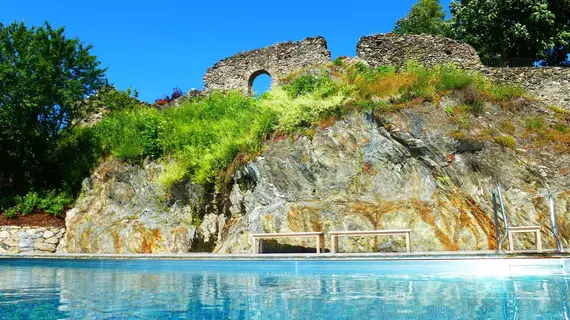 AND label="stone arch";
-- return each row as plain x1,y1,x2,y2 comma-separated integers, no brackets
203,37,331,94
247,69,271,96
